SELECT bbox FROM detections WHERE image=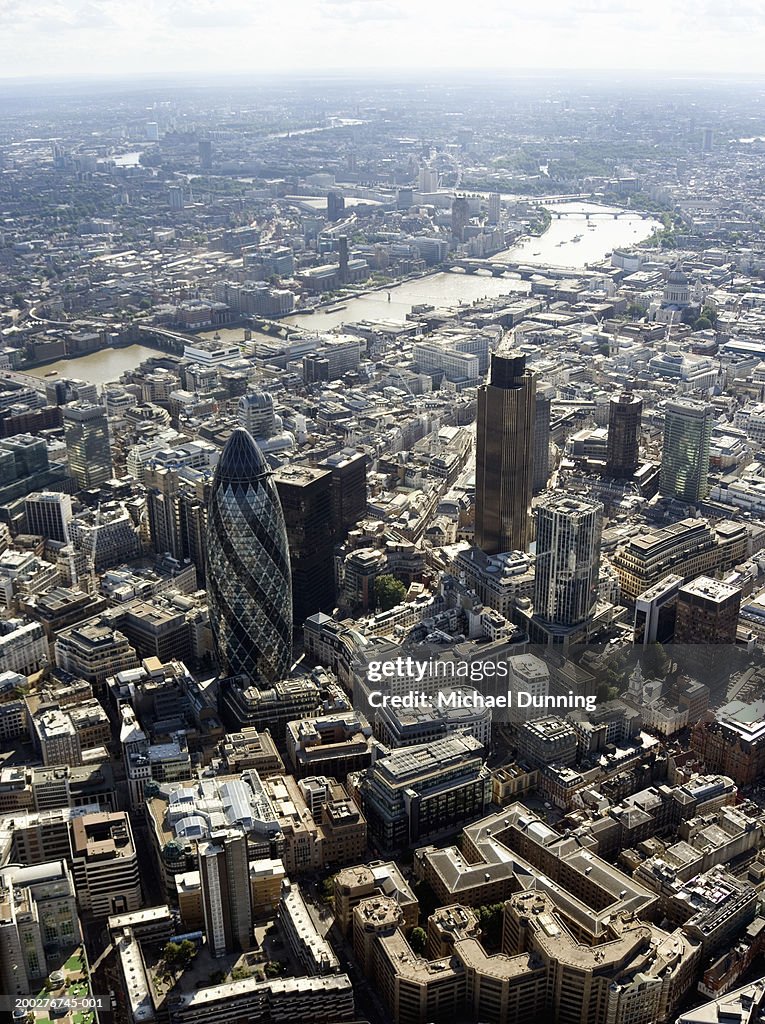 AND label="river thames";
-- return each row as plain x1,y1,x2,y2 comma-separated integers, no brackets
25,201,658,385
